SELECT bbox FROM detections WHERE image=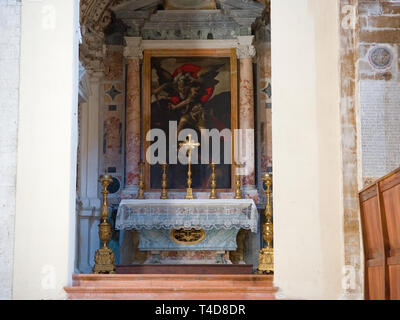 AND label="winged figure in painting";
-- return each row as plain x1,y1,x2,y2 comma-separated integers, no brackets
152,63,224,133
